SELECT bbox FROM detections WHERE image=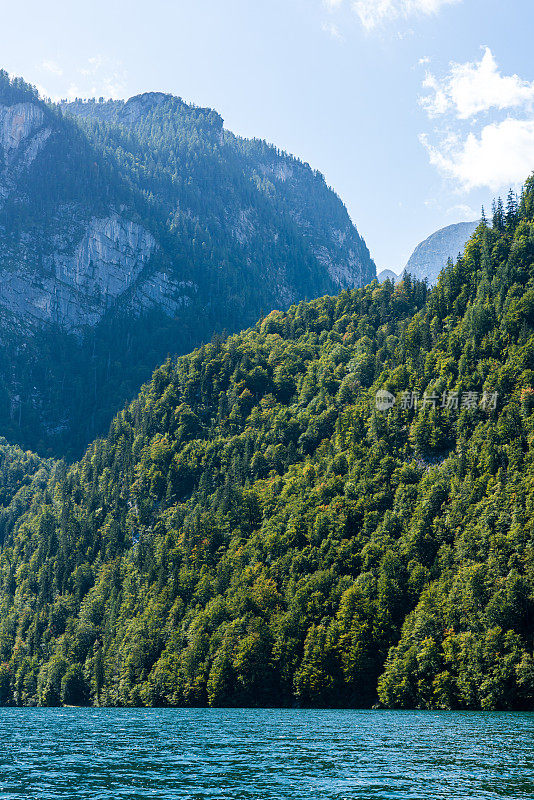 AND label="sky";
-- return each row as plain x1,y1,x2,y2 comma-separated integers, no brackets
3,0,534,271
